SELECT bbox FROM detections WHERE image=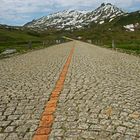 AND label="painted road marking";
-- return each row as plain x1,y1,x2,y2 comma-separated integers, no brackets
33,47,74,140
